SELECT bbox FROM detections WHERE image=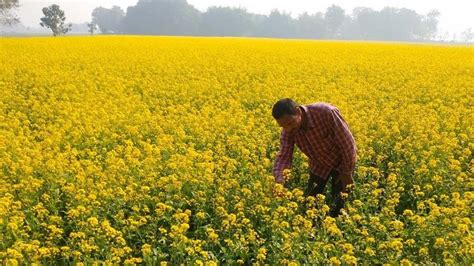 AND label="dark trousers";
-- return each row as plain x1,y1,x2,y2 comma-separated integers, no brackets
304,169,345,217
